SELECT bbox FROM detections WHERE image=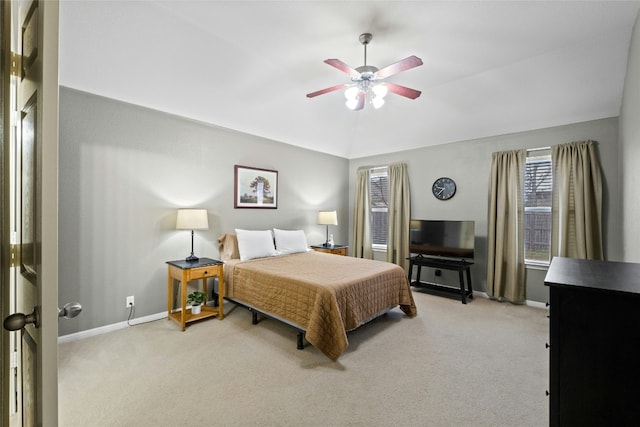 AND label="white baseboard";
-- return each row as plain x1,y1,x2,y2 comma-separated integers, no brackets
58,311,167,344
58,295,547,345
473,291,548,309
525,300,548,309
